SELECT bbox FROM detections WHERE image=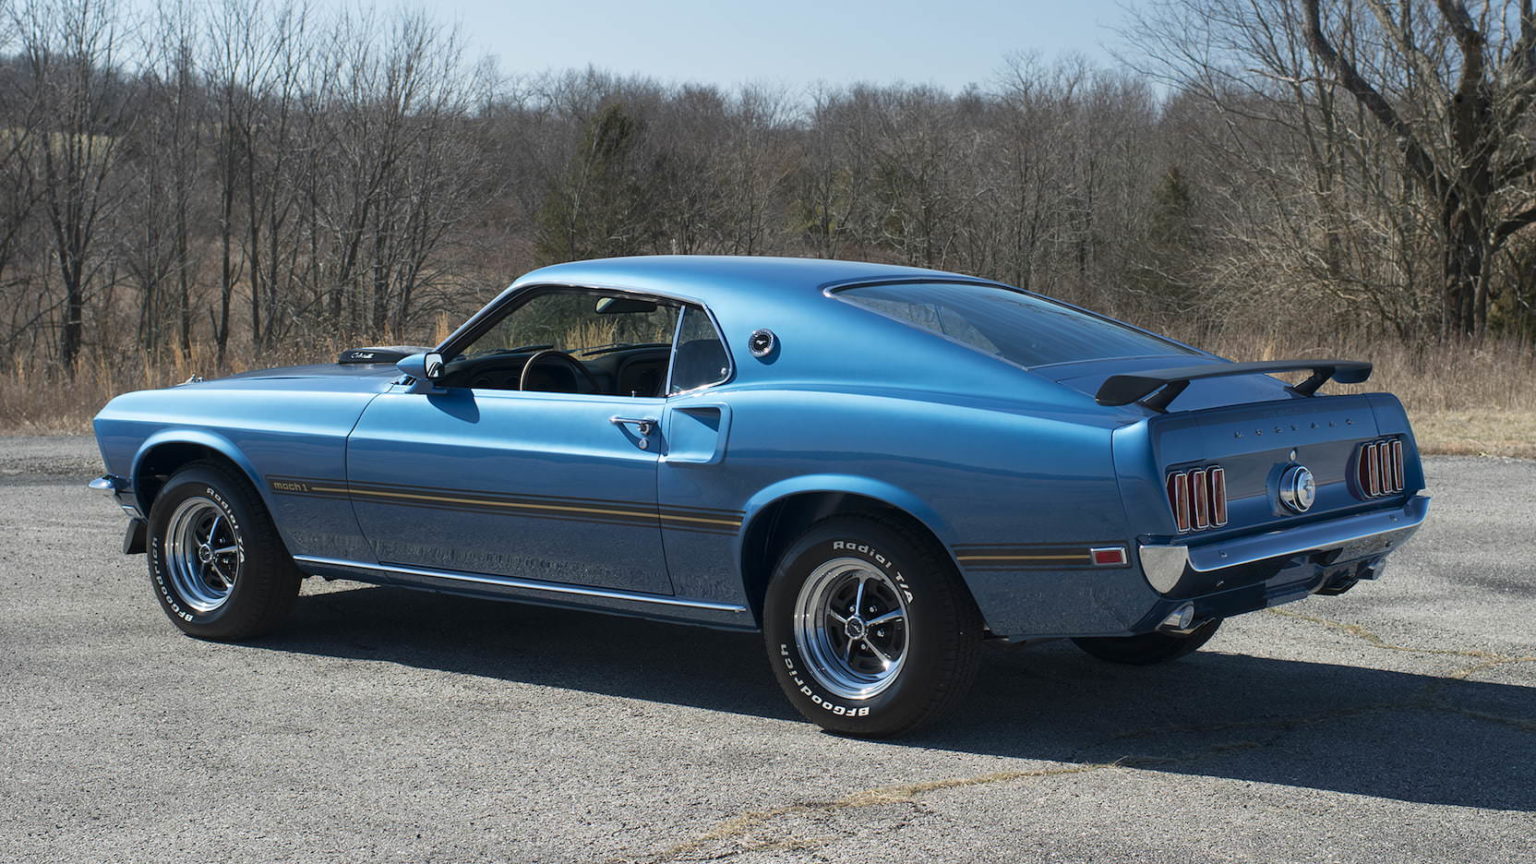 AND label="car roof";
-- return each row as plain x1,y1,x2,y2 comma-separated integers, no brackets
507,255,994,308
458,255,1160,413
